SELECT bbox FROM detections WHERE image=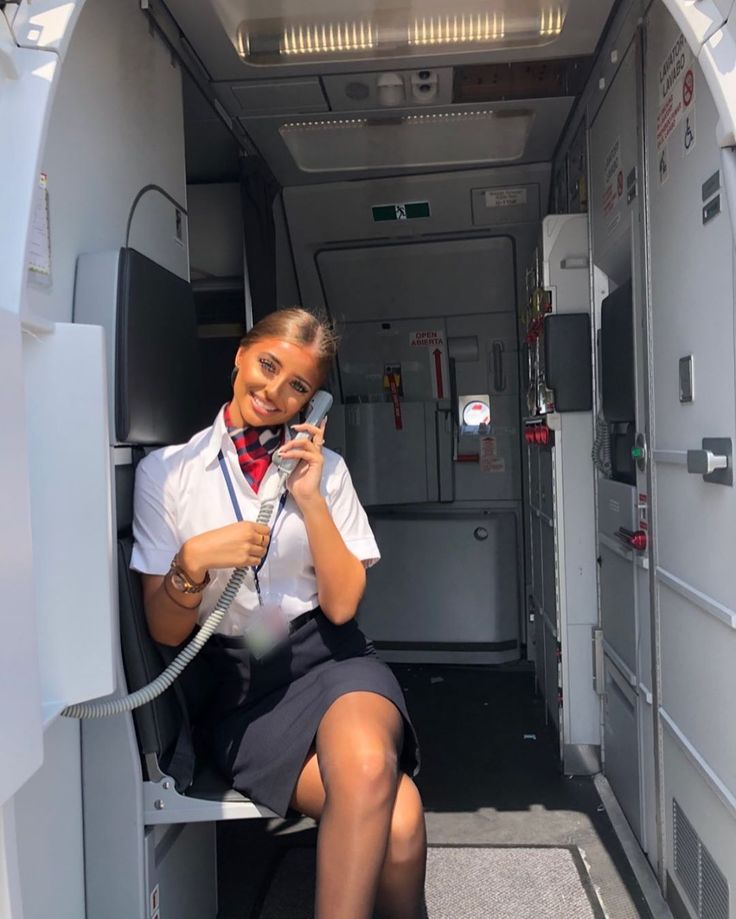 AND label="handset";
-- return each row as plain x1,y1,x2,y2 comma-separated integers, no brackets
273,390,333,476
